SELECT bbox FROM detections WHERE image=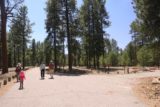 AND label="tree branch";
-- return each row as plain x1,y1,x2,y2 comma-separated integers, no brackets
6,0,24,16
